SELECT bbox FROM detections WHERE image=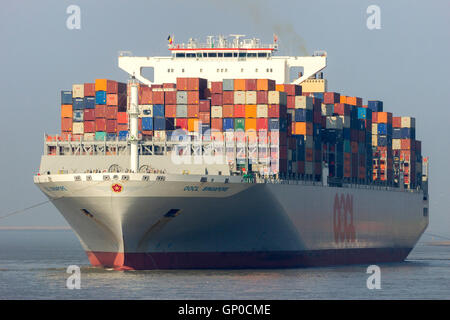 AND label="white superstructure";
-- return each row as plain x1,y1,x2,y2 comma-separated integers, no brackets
118,35,327,86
